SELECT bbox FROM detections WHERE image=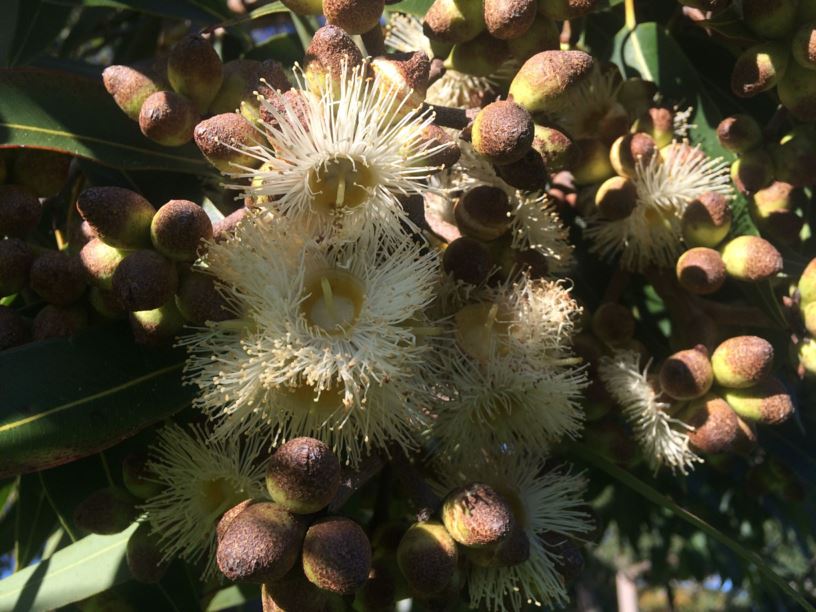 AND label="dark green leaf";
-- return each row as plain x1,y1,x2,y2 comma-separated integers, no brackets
75,0,230,22
14,475,57,569
2,1,73,68
245,32,303,66
0,324,192,478
384,0,434,15
0,67,212,174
